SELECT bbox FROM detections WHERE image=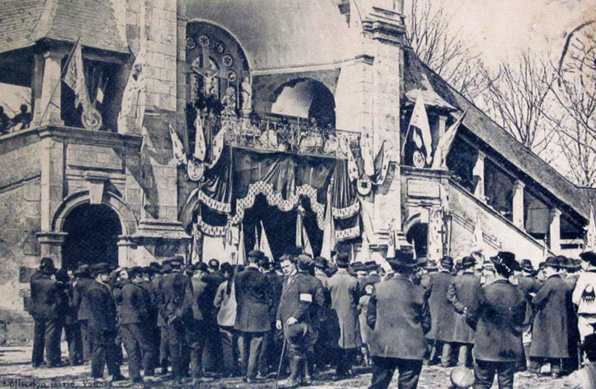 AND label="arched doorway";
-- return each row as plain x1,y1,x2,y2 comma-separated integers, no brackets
406,222,429,259
271,79,336,128
61,204,122,270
